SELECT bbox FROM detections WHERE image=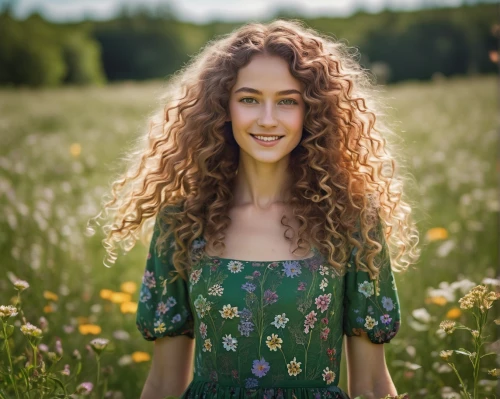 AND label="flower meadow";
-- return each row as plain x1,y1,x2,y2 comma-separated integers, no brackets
0,75,498,398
